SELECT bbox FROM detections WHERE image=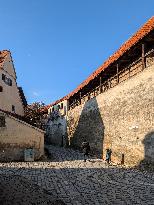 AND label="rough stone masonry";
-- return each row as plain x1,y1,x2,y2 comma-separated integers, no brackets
67,64,154,166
